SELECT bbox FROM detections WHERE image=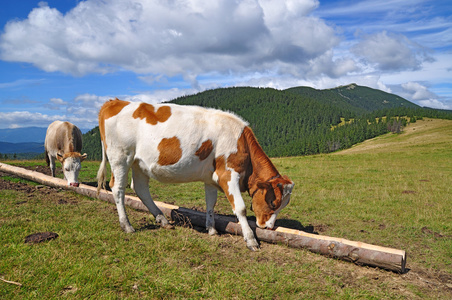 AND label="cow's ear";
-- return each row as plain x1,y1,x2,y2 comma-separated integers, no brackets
81,153,87,161
257,181,271,190
57,153,64,162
